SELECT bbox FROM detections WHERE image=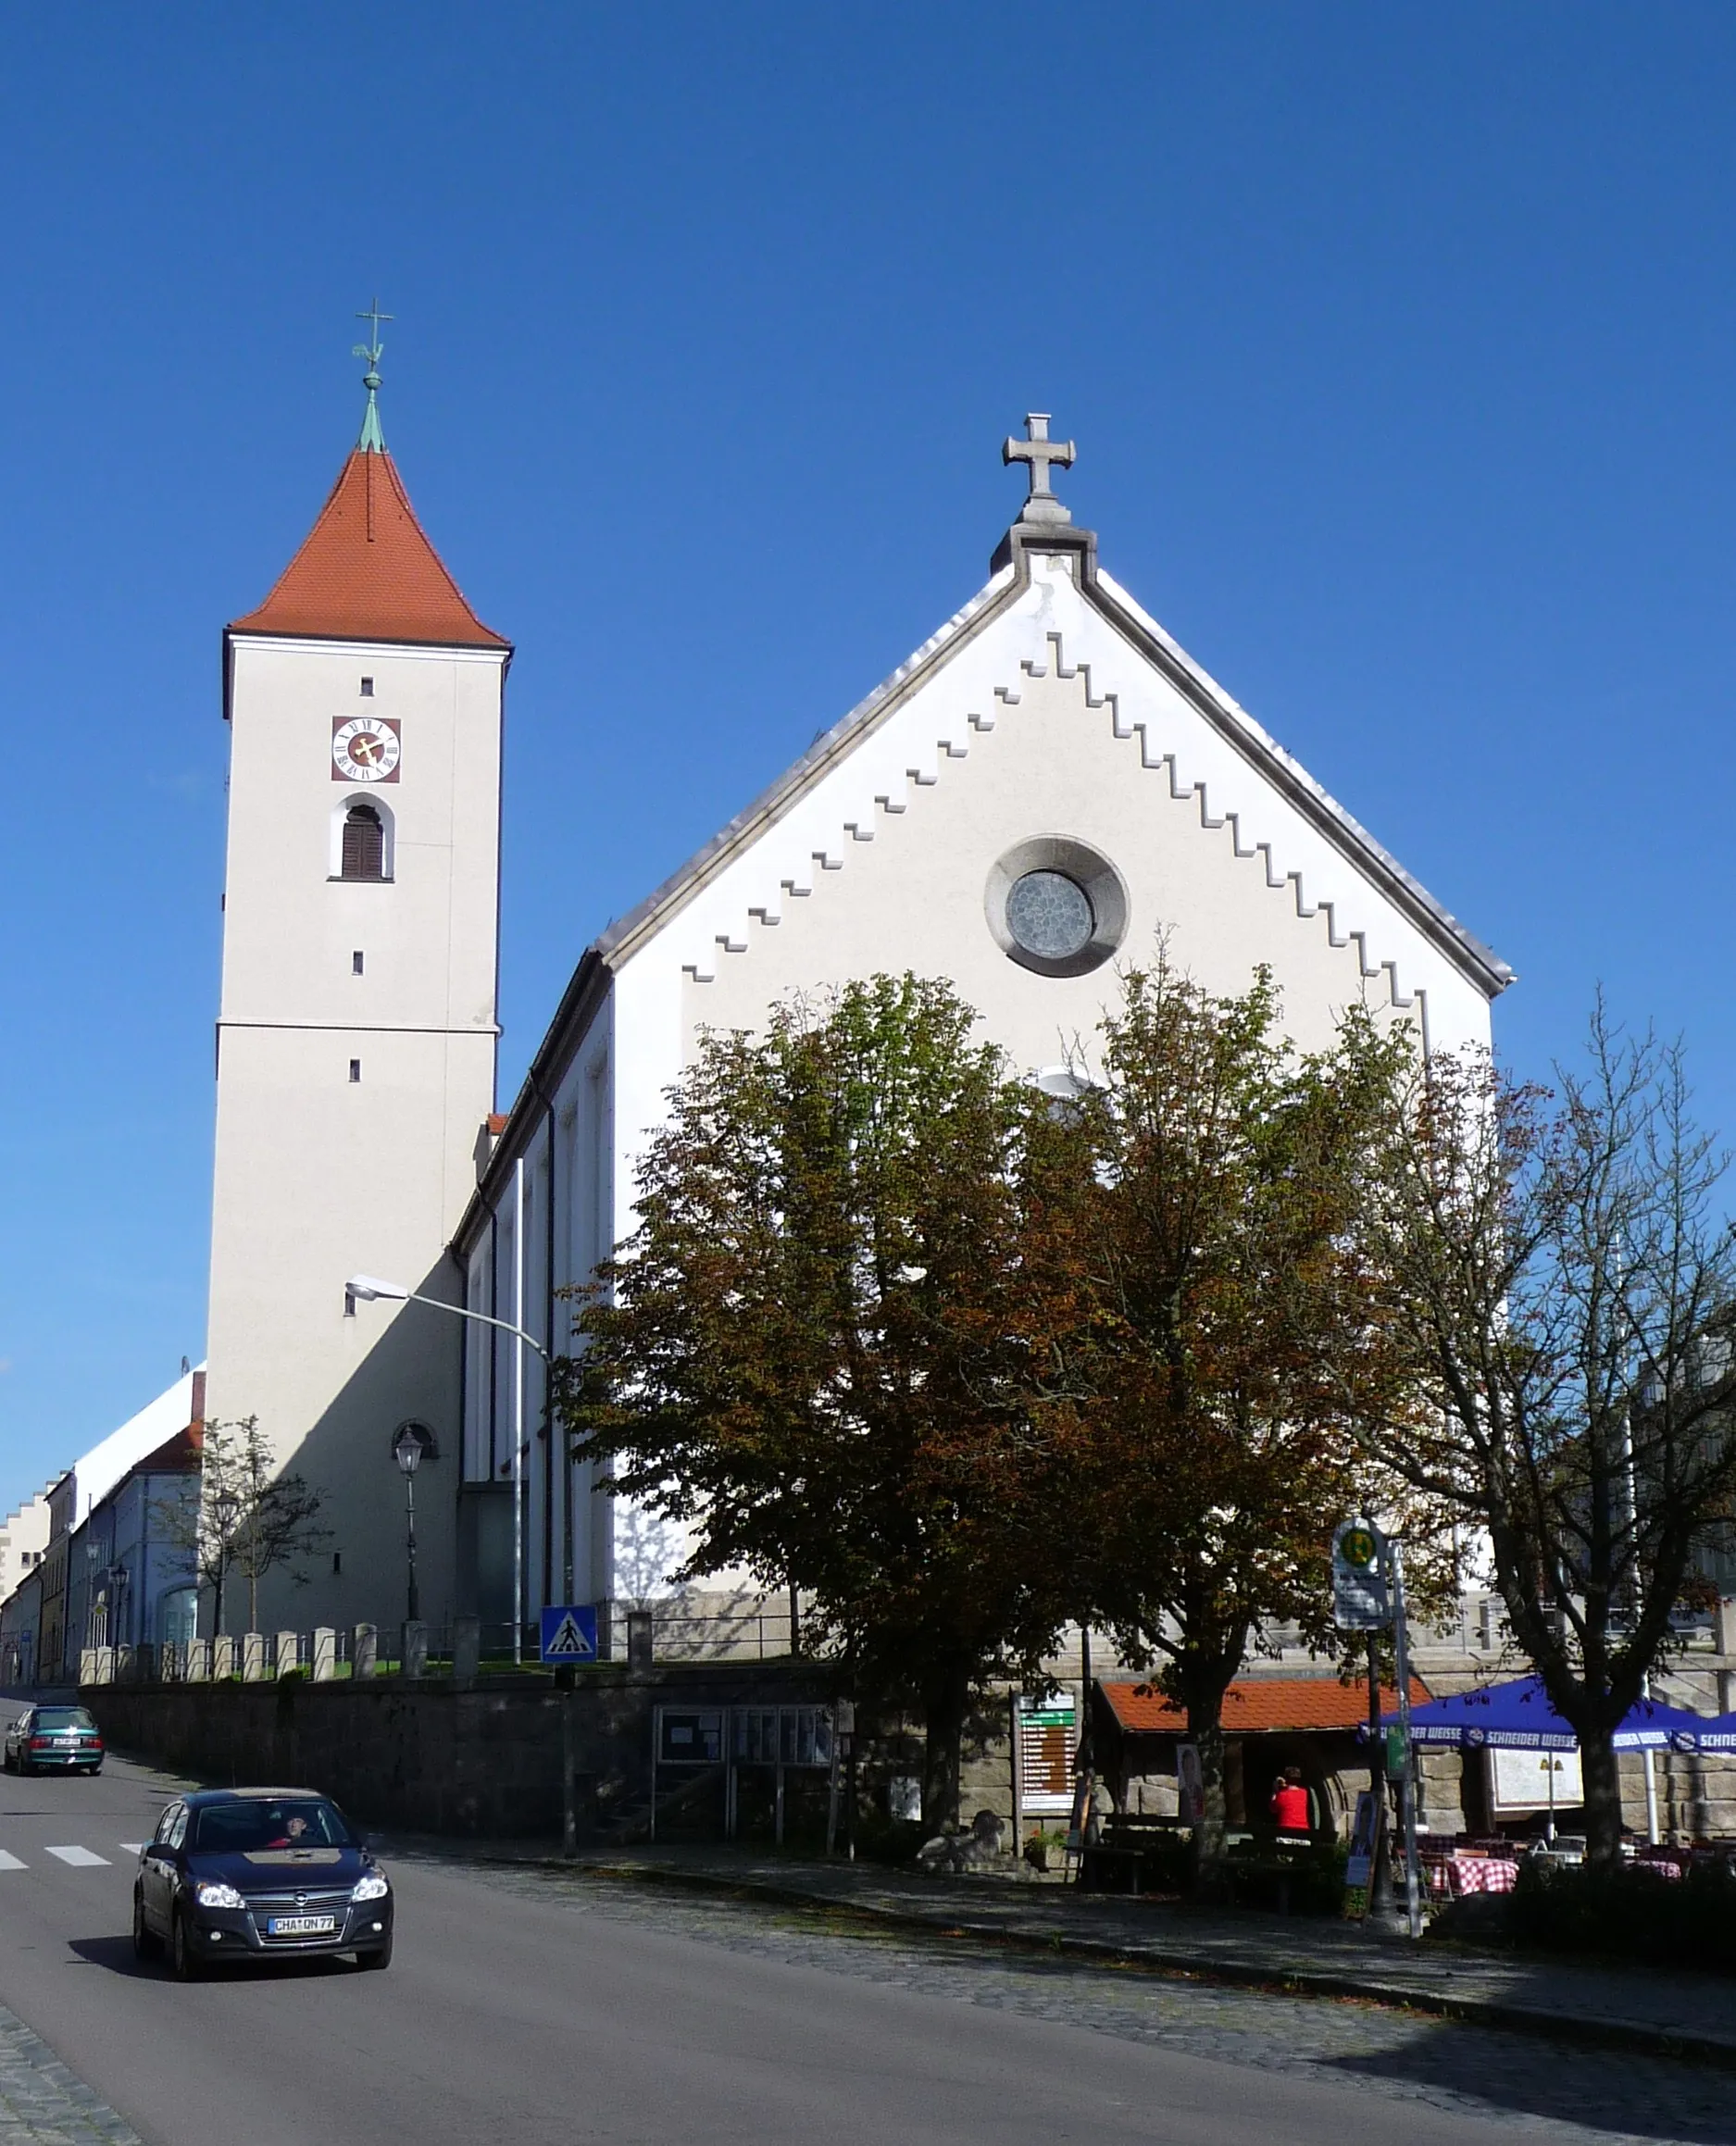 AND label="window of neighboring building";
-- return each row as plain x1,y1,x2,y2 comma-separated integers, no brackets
340,803,386,881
